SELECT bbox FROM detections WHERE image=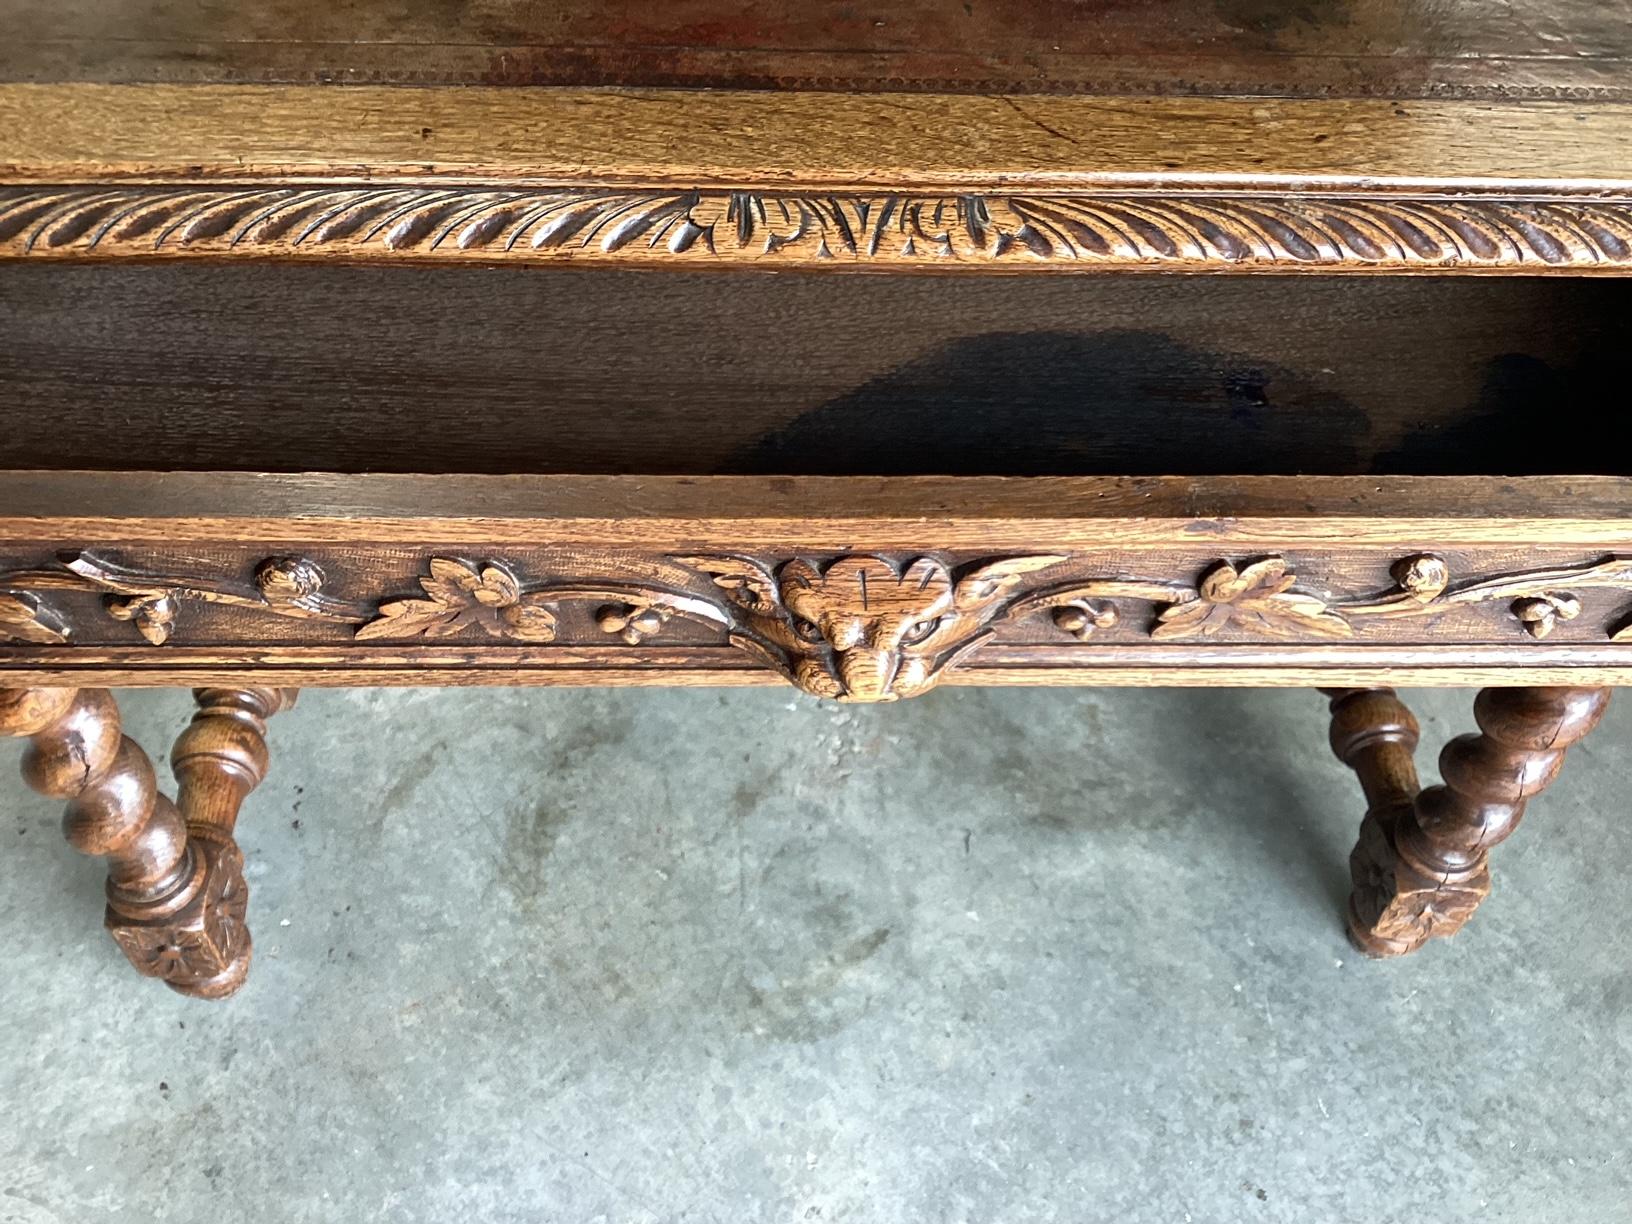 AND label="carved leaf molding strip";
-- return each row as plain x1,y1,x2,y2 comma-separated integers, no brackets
0,552,728,648
6,552,1632,701
679,552,1632,699
5,186,1632,269
1011,554,1632,643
